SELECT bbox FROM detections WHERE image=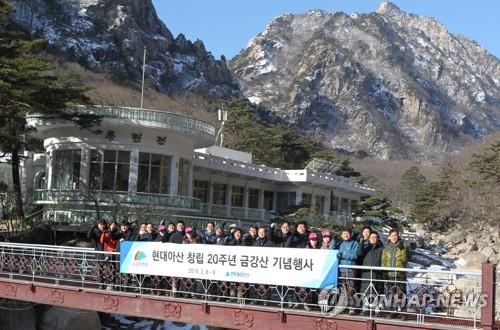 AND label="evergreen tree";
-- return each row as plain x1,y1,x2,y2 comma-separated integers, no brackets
400,166,427,206
334,158,361,178
0,0,95,217
470,140,500,184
